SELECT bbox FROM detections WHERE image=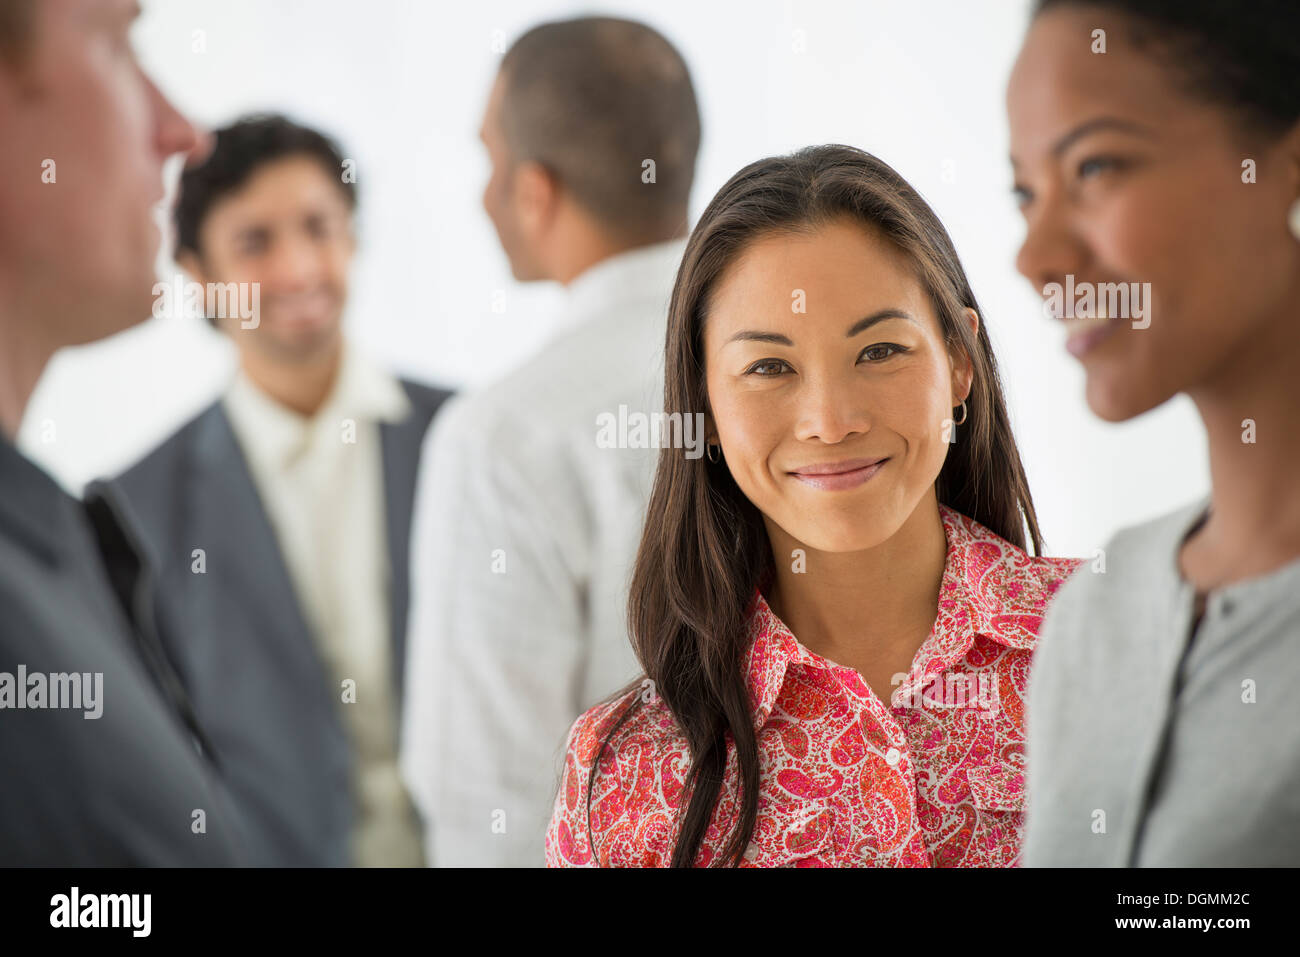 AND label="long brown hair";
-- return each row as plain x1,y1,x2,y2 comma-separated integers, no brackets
586,144,1042,867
